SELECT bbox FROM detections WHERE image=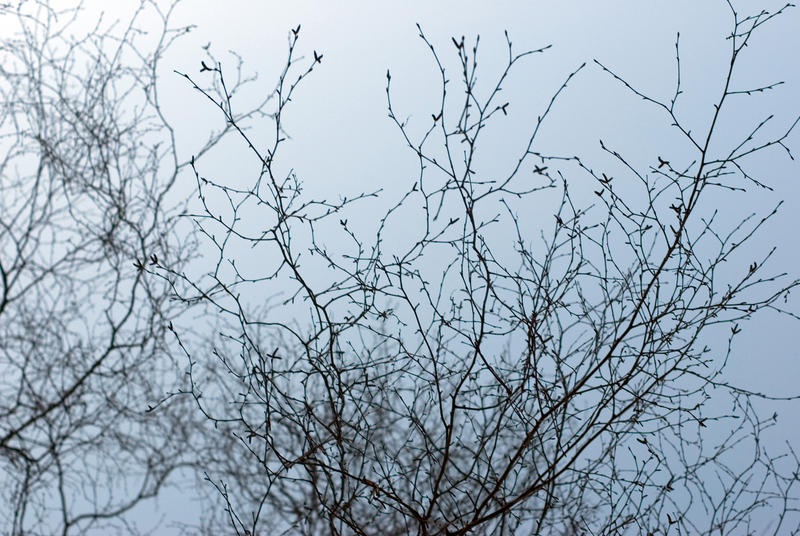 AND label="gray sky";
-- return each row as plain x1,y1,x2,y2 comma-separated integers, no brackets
162,0,800,413
45,0,800,530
